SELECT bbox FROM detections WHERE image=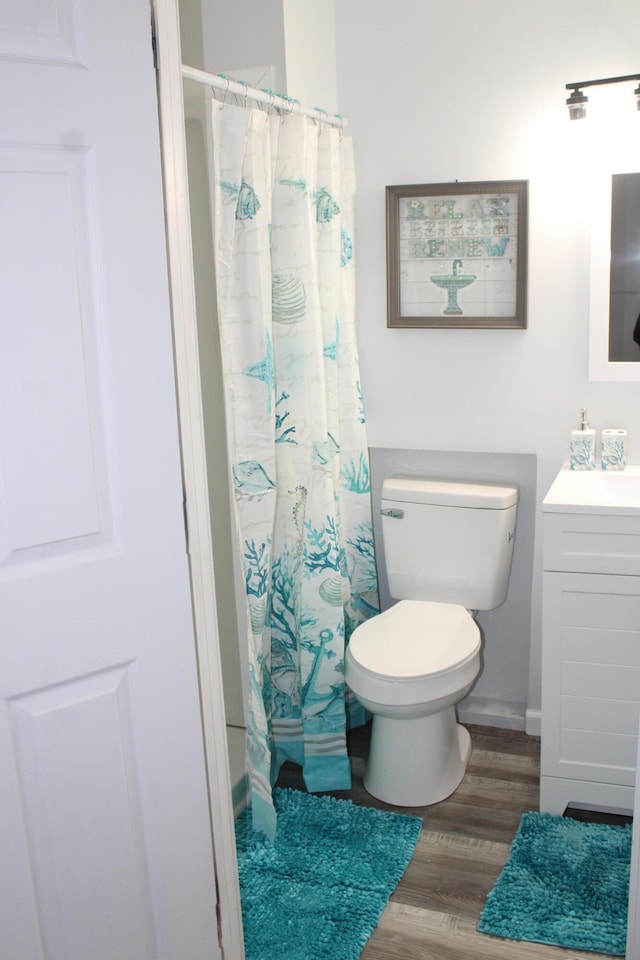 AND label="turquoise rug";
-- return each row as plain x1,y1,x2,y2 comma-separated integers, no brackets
478,812,632,955
235,787,421,960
